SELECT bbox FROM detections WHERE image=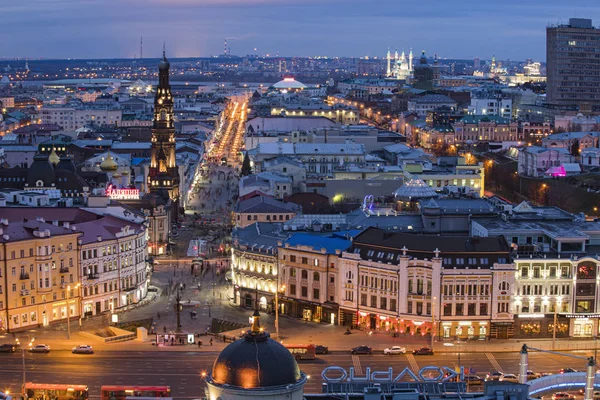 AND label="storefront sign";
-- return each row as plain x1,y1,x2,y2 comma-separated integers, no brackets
106,184,140,200
321,366,464,383
517,313,545,318
564,314,600,319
